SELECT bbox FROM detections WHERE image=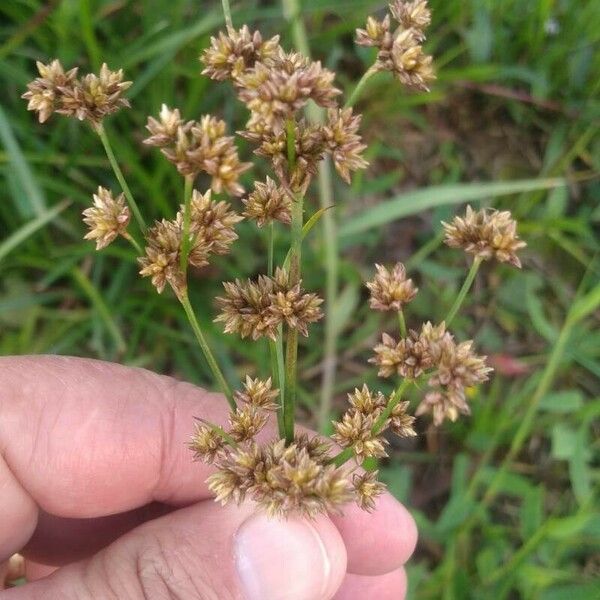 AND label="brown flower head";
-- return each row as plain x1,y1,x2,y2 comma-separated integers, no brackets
442,206,527,268
370,331,431,379
389,0,432,34
389,400,417,437
416,389,470,426
322,108,369,183
356,15,391,48
384,29,435,91
234,376,280,411
58,63,131,124
82,187,130,250
332,410,388,464
347,384,387,417
353,471,387,512
228,405,268,442
189,422,226,463
242,177,292,227
144,104,191,148
22,59,78,123
366,263,418,312
201,26,281,81
215,268,322,340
